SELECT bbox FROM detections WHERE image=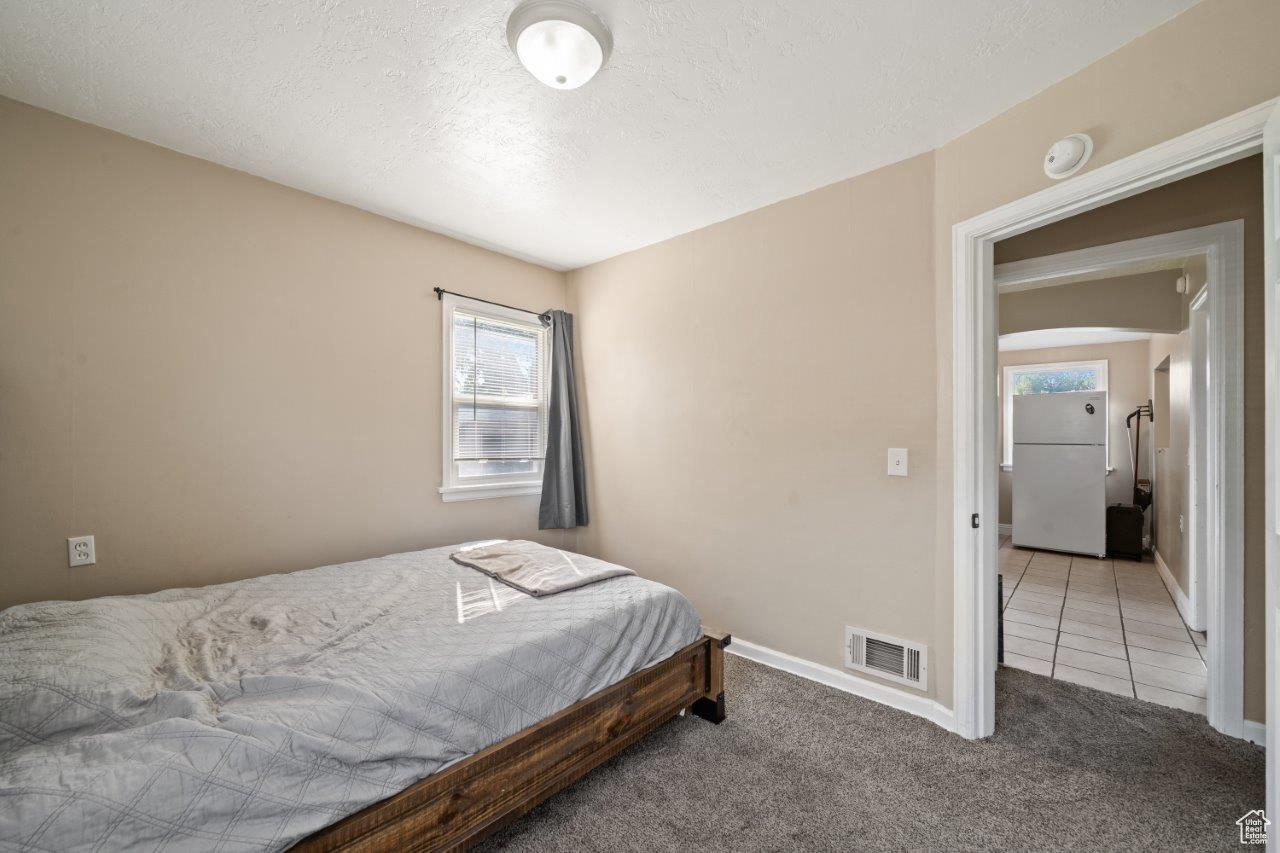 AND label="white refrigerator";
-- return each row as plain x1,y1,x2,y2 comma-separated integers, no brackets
1012,390,1107,558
